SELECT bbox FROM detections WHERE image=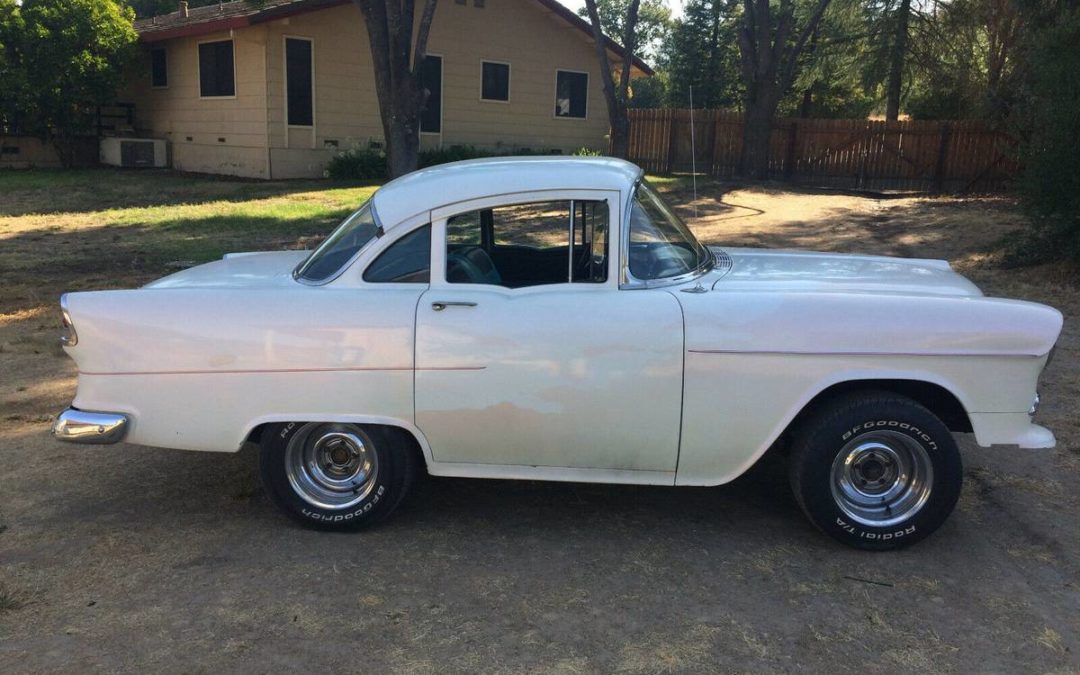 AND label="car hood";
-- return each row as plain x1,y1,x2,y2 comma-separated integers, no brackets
705,247,982,297
144,251,310,289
